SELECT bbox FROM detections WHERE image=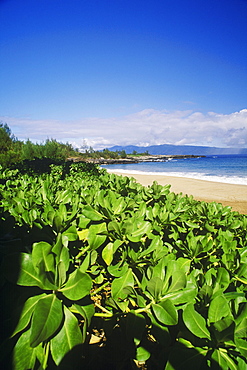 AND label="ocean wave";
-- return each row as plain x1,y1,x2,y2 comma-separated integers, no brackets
104,168,247,185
